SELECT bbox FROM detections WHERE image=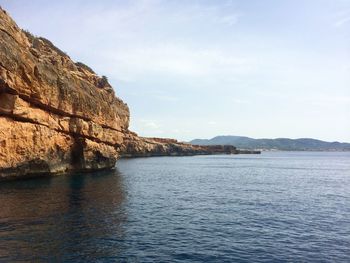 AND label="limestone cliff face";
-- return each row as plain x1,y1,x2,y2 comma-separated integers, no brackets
0,8,239,180
0,7,129,179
